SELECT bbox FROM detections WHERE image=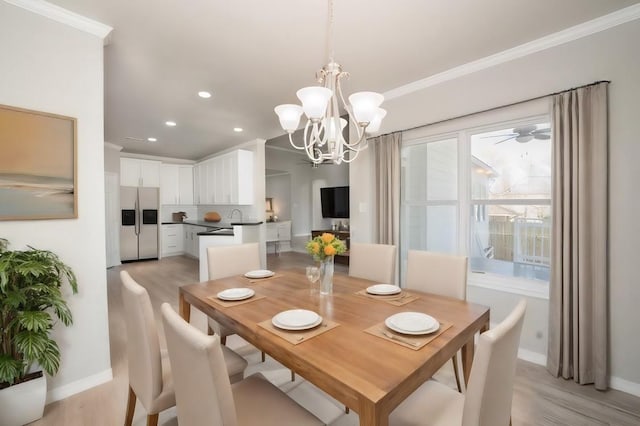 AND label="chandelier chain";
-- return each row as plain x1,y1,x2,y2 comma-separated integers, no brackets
326,0,335,63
